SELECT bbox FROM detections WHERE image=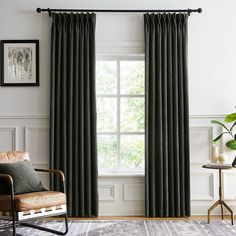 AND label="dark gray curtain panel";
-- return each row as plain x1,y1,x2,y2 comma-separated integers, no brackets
50,13,98,217
144,13,190,217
